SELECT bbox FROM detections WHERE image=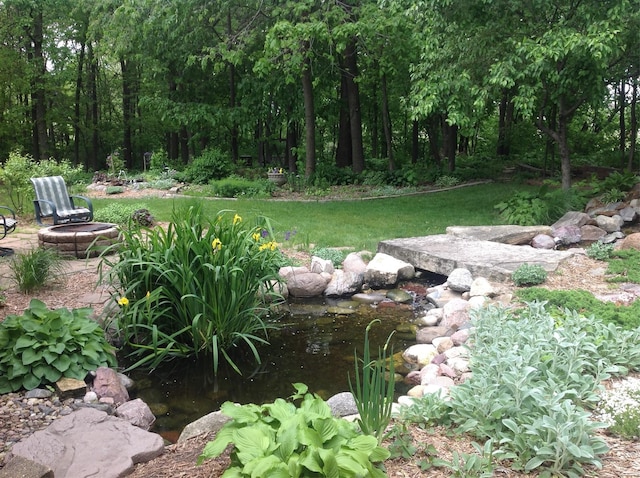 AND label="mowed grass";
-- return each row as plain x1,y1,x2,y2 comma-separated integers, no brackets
91,182,527,251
